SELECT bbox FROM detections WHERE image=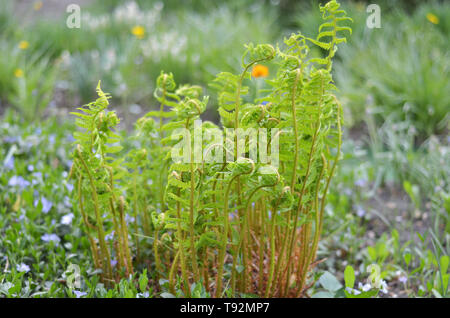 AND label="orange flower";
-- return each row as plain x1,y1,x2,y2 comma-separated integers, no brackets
131,26,145,39
426,13,439,25
252,64,269,78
